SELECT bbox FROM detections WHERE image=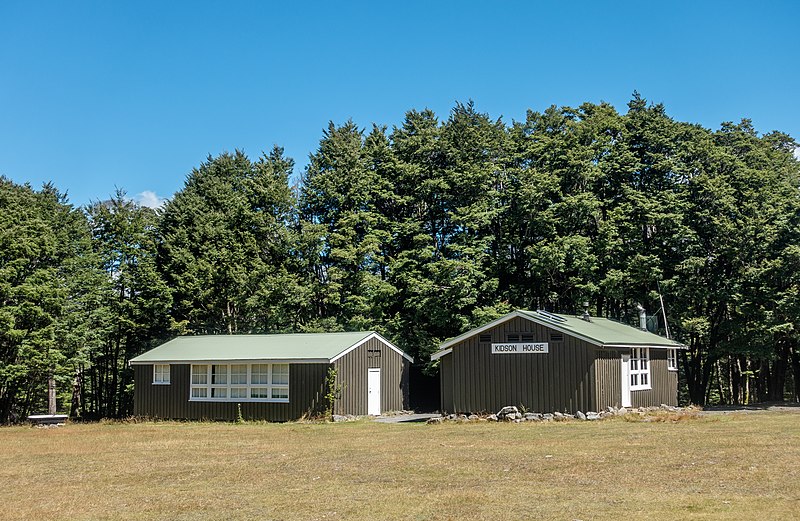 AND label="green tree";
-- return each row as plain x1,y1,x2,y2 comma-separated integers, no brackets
84,191,173,417
0,178,103,422
159,148,301,334
300,121,397,331
386,103,511,362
